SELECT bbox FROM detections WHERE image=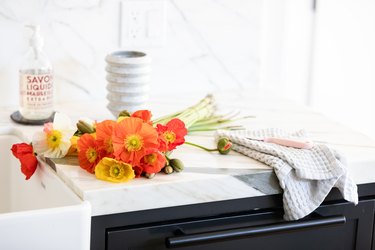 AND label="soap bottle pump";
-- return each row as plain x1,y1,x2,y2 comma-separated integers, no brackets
18,24,54,121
